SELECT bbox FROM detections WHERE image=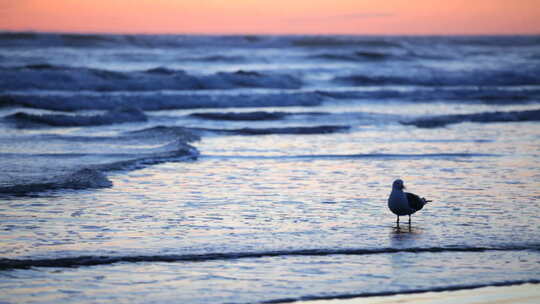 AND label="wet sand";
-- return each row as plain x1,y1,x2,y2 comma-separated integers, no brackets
298,284,540,304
